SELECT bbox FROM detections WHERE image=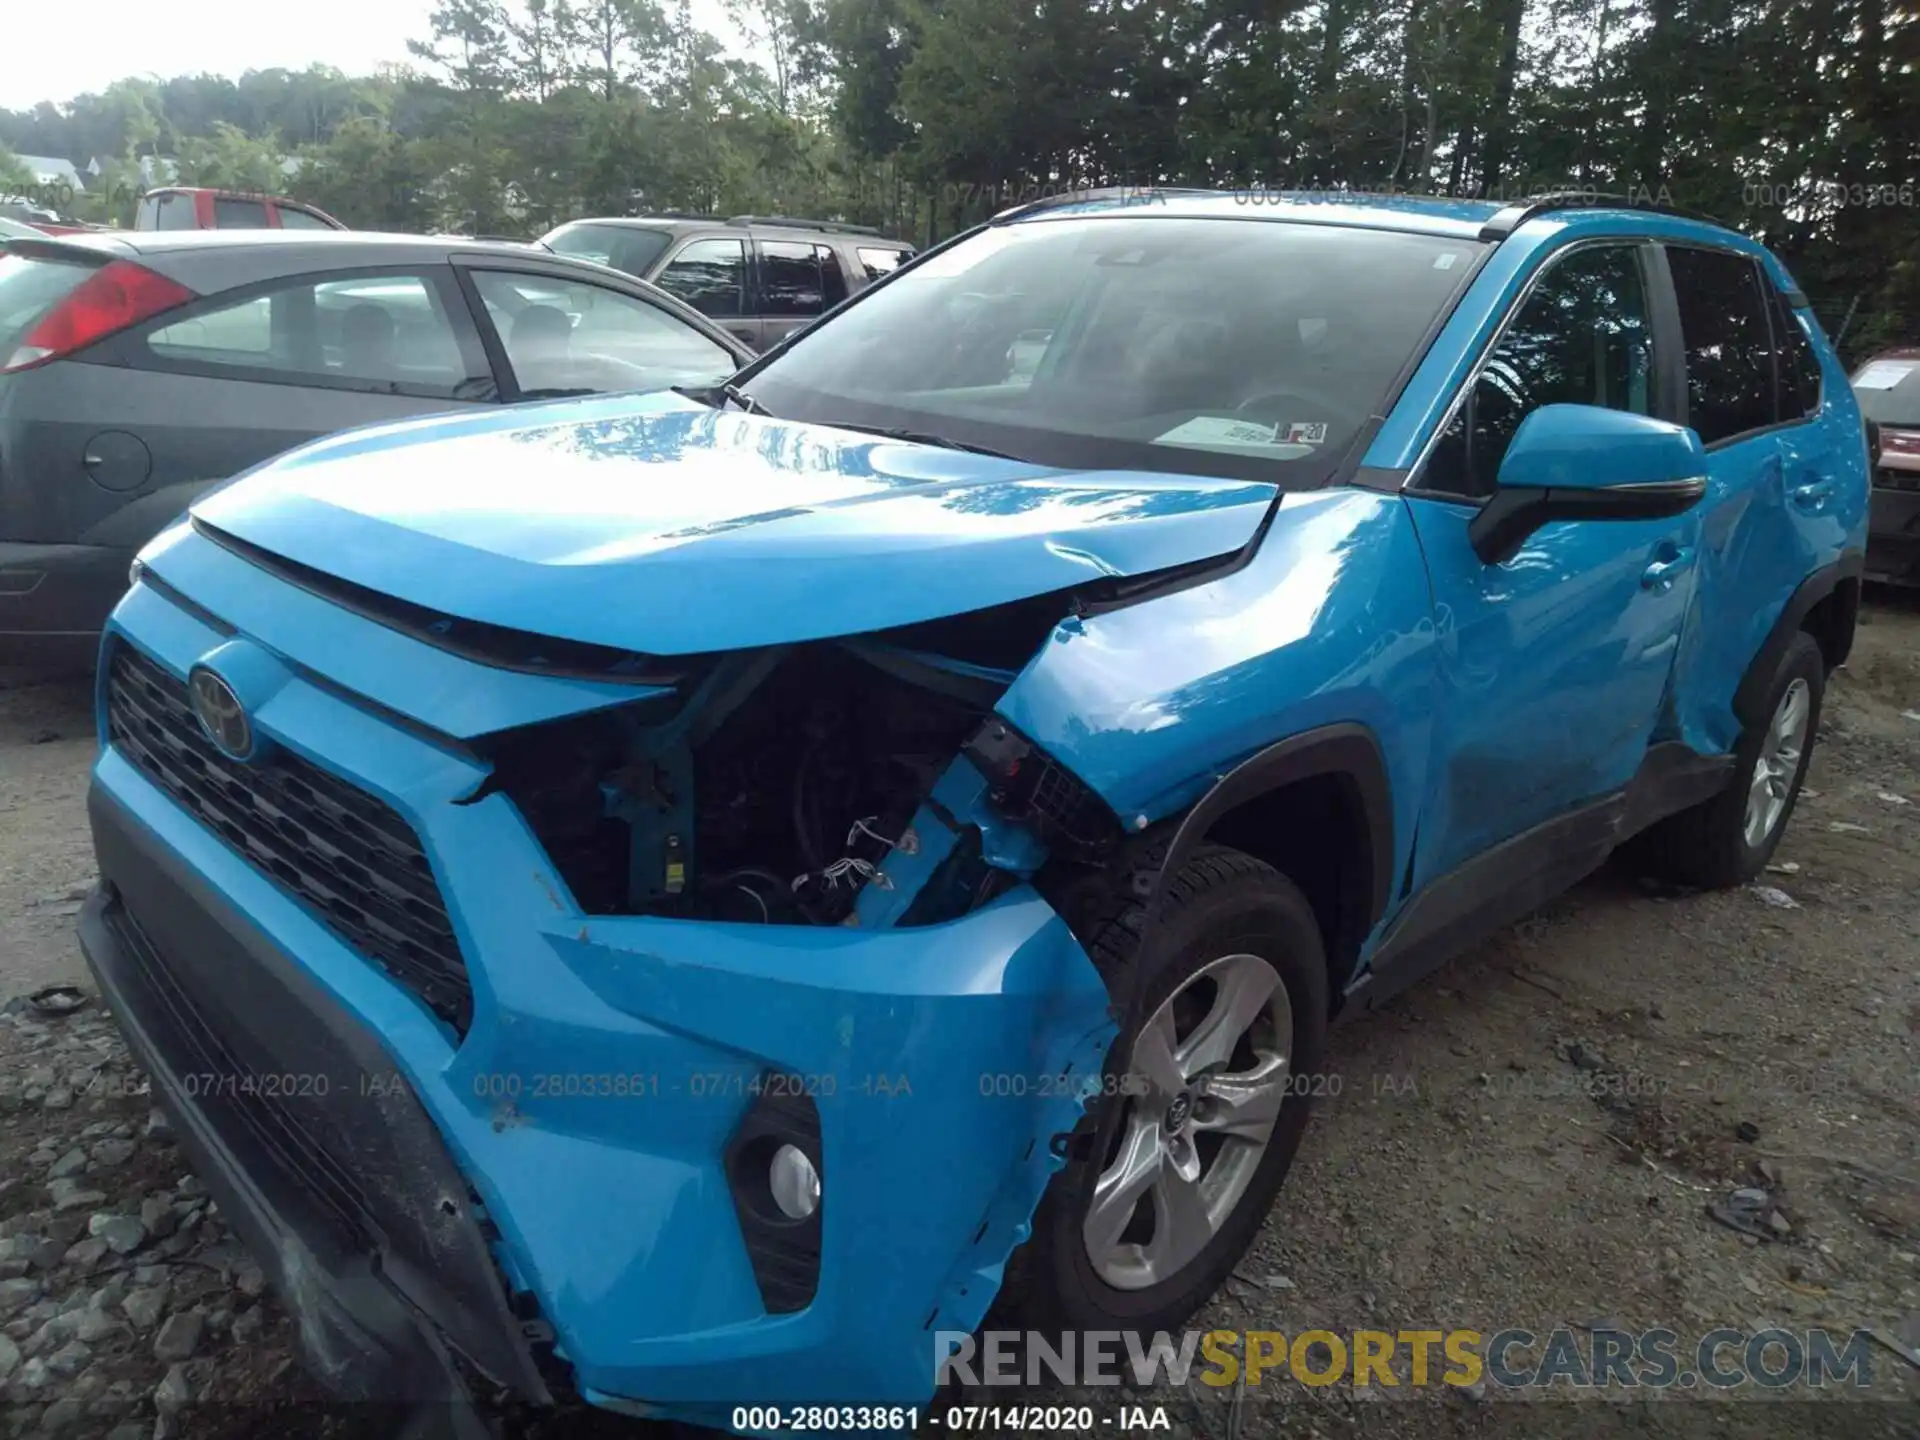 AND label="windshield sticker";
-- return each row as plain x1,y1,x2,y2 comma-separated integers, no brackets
1433,251,1460,270
1153,417,1316,456
1279,421,1328,445
1854,359,1918,390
